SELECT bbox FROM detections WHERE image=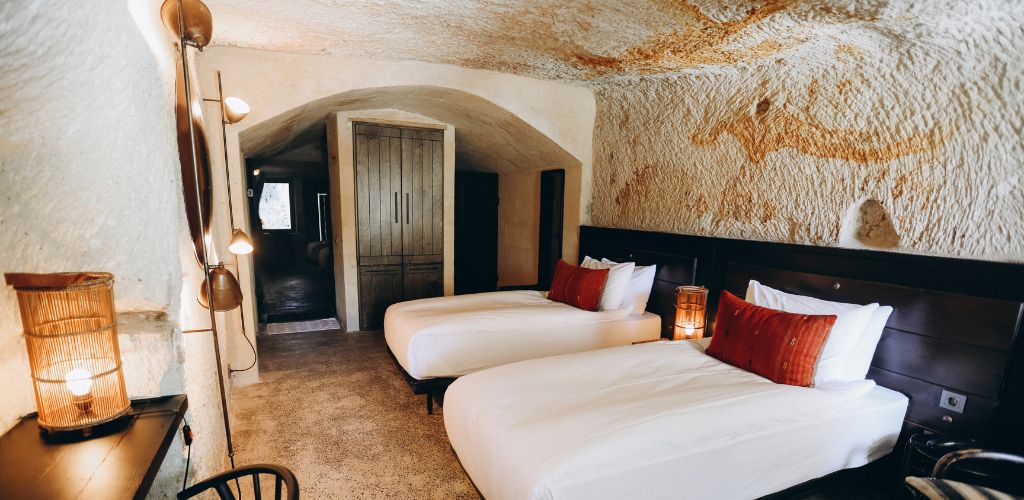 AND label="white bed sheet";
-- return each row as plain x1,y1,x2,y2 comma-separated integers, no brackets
444,339,909,500
384,291,661,380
